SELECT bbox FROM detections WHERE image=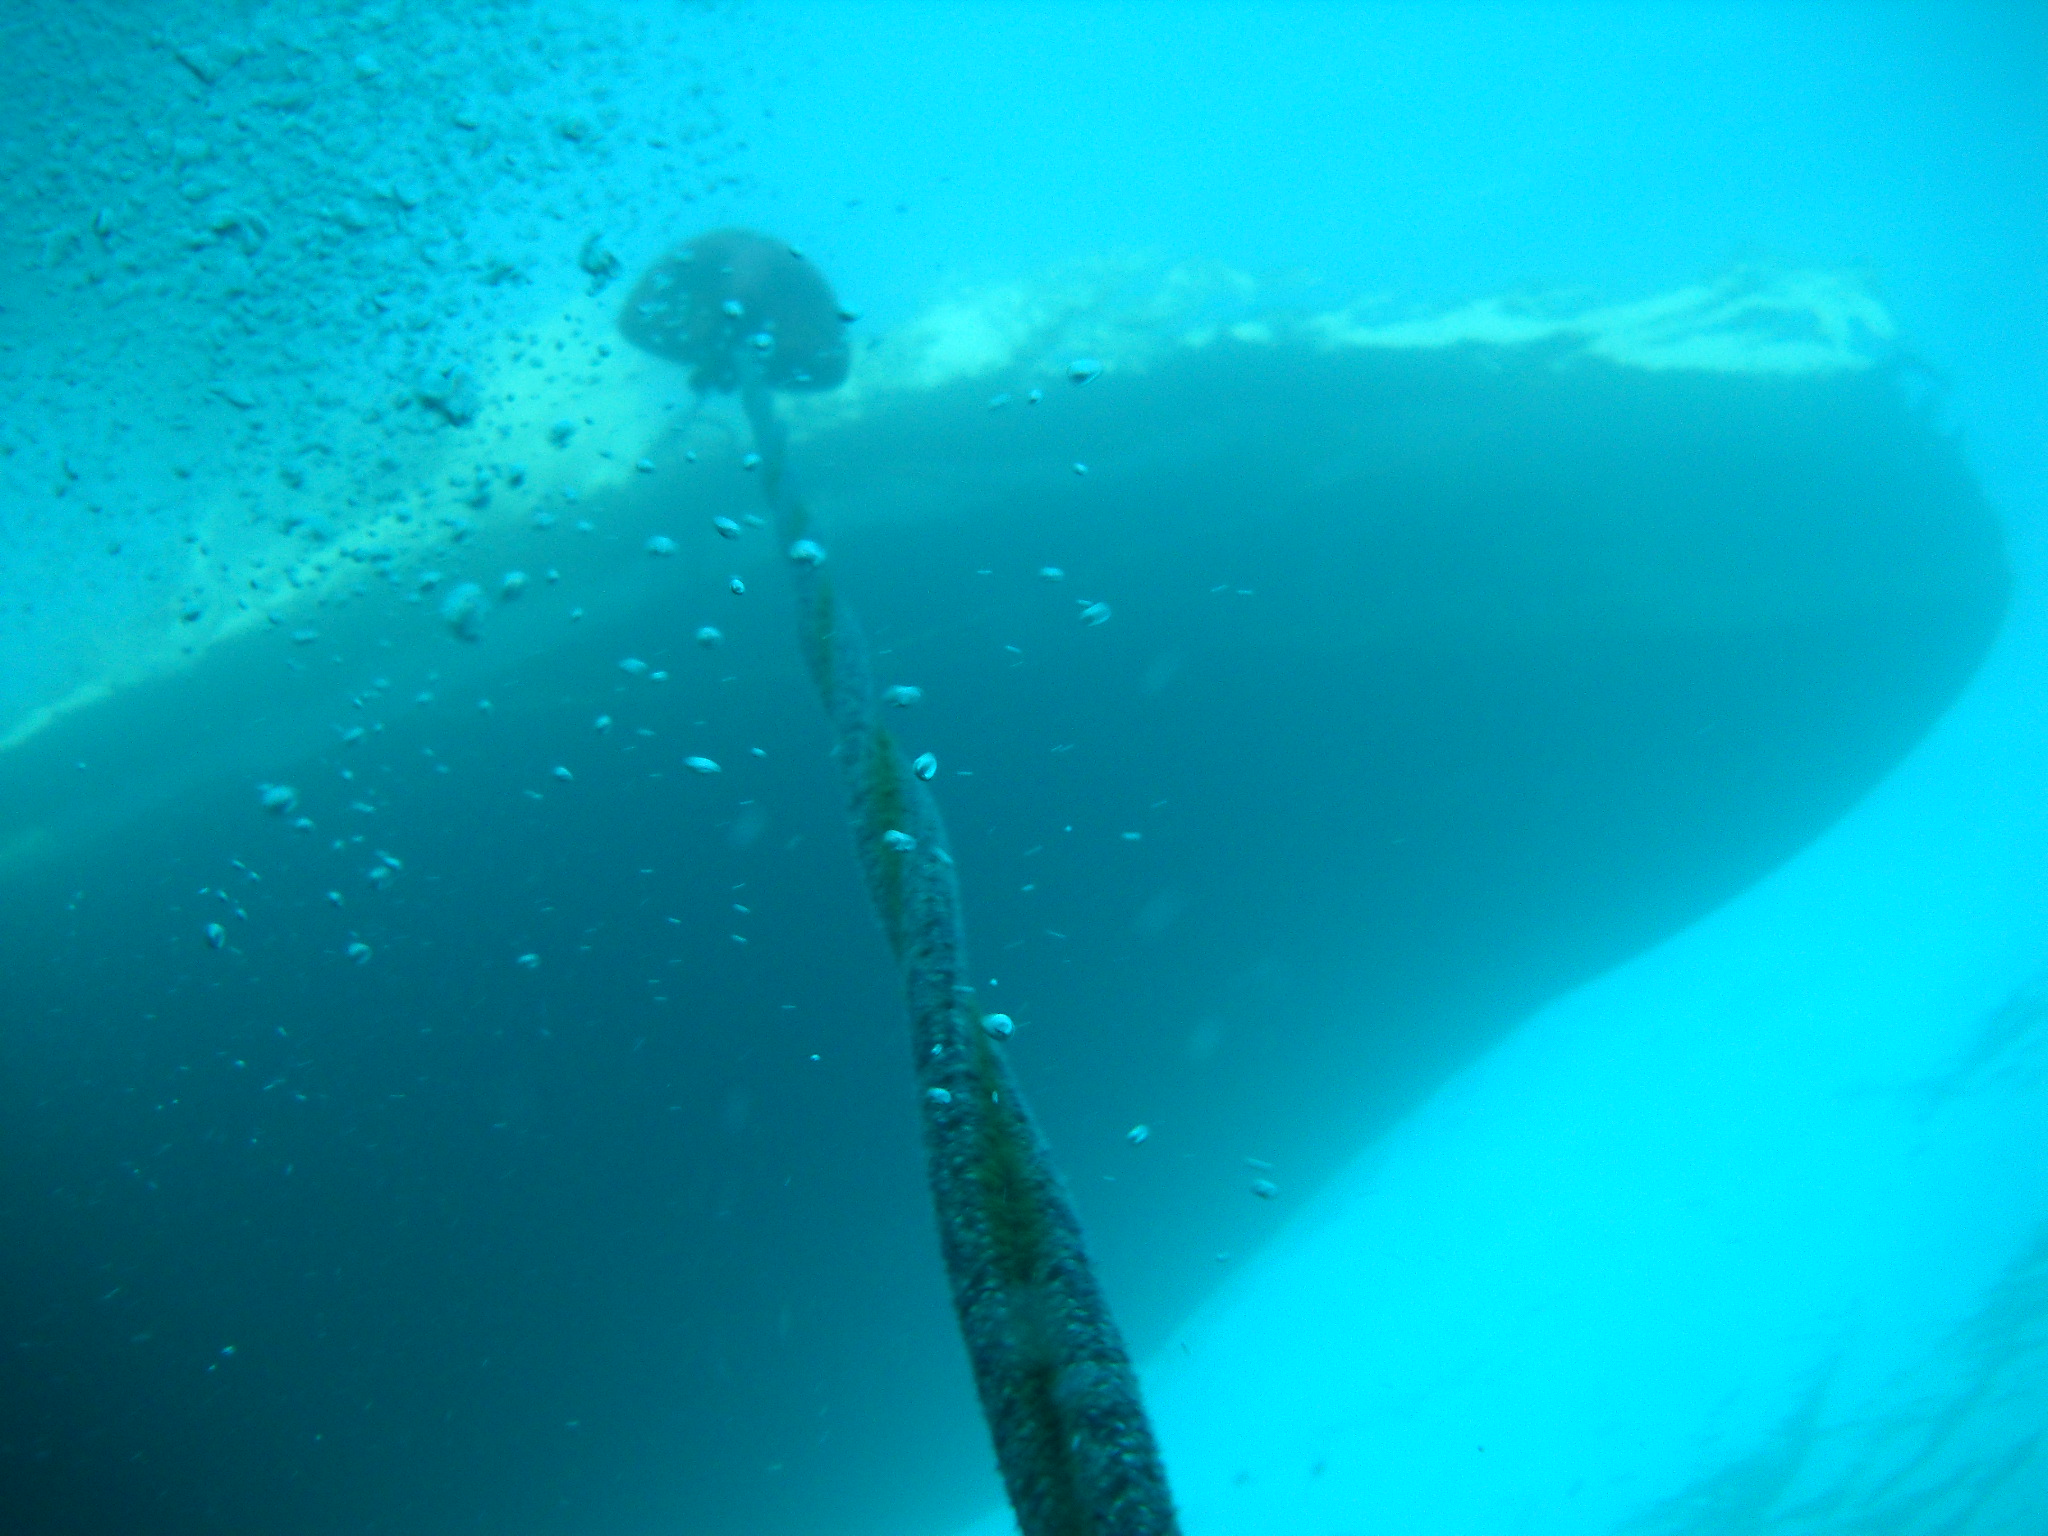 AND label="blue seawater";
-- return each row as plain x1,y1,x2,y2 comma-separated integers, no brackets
0,6,2042,1534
